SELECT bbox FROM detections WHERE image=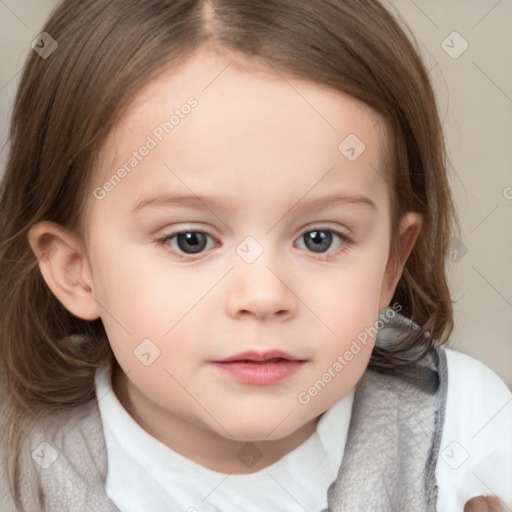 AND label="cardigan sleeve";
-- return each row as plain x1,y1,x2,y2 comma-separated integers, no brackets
1,397,119,512
0,413,43,511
